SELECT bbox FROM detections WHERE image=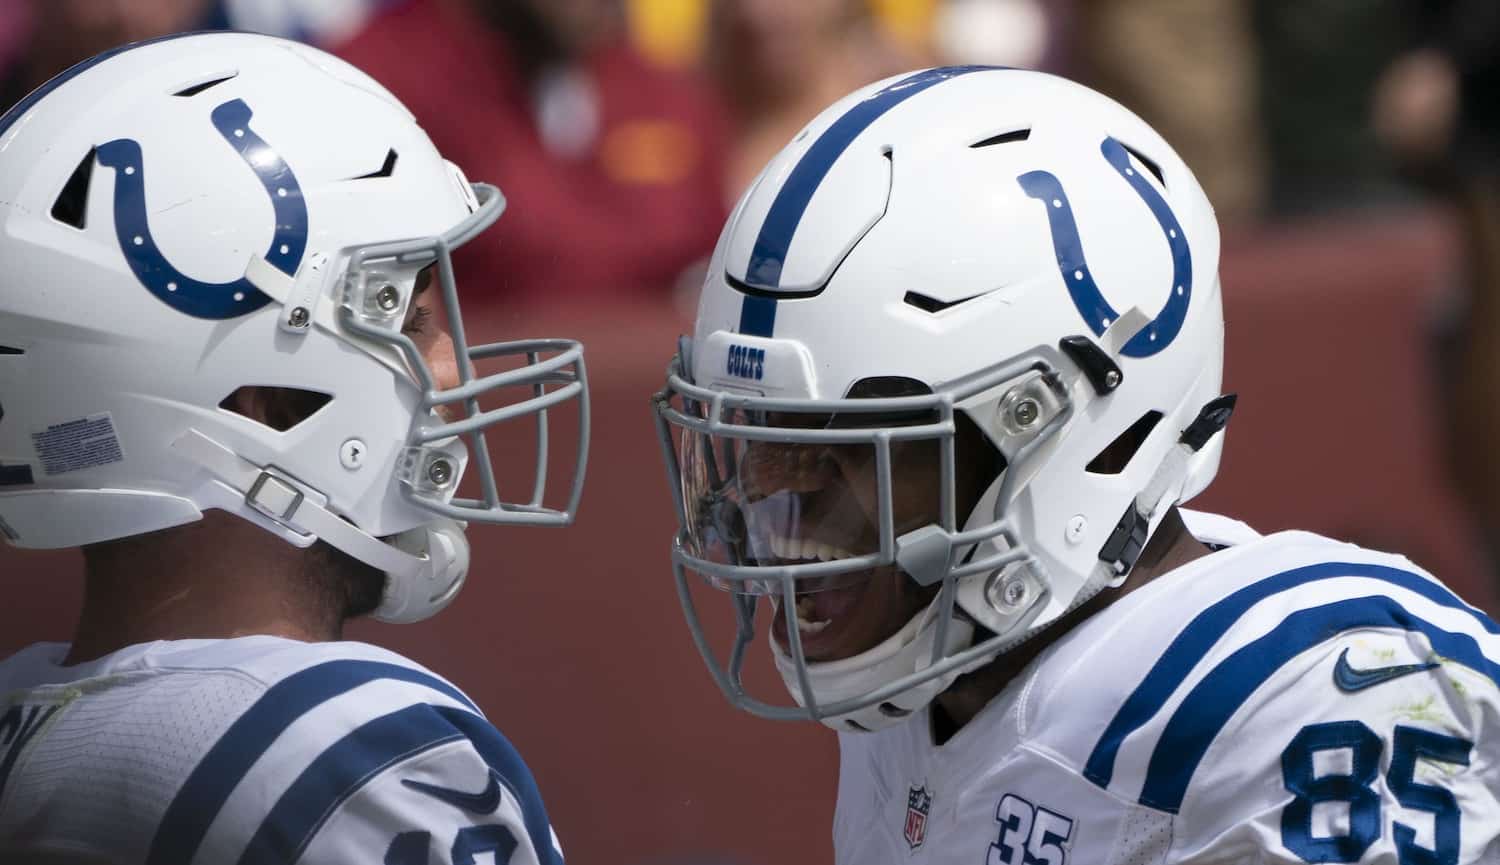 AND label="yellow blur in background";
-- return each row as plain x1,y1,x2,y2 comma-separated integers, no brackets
627,0,939,66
